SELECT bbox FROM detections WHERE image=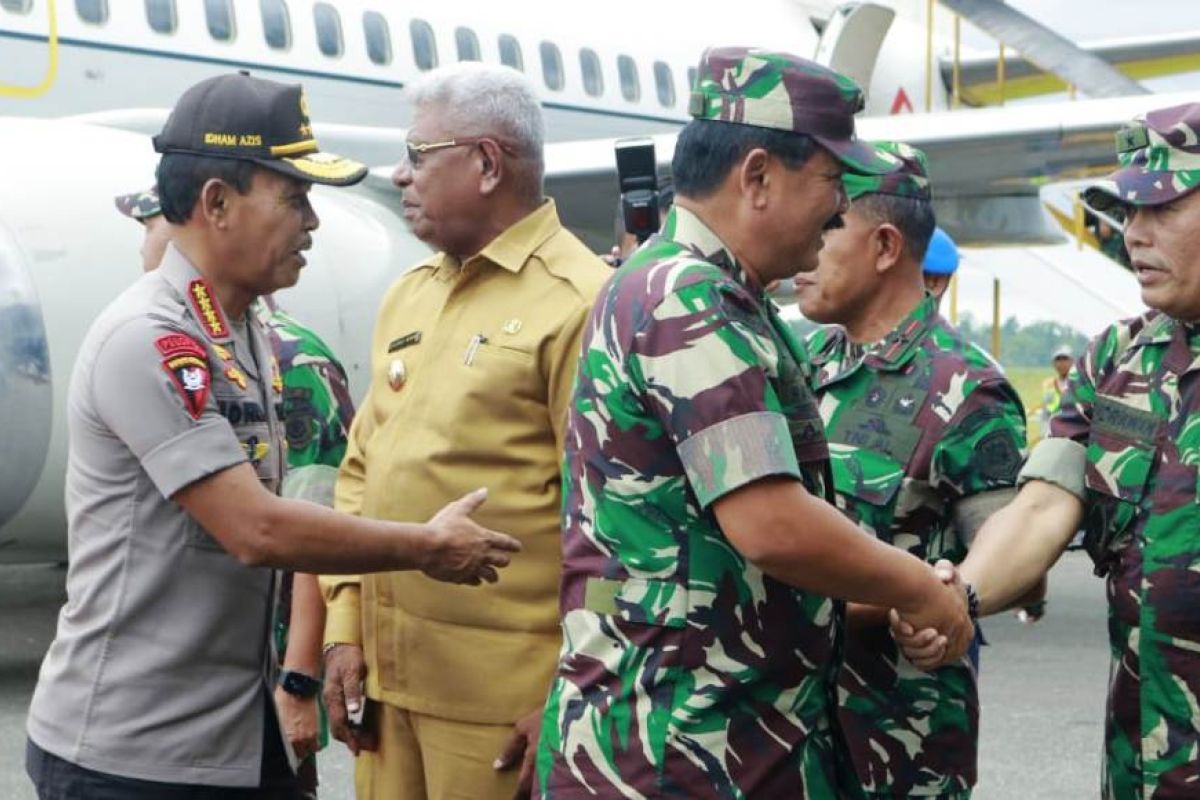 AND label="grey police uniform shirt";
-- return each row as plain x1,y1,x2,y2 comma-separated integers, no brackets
26,244,288,787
